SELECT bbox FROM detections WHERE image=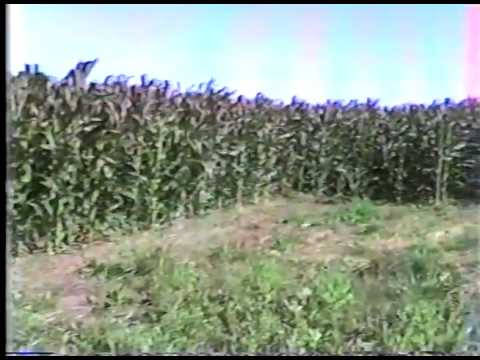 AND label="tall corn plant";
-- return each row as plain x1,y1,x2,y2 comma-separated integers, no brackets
7,60,480,253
